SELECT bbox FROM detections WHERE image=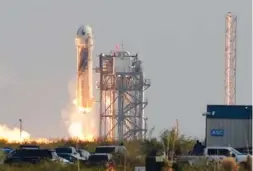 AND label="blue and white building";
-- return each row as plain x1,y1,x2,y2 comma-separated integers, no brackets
204,105,252,152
